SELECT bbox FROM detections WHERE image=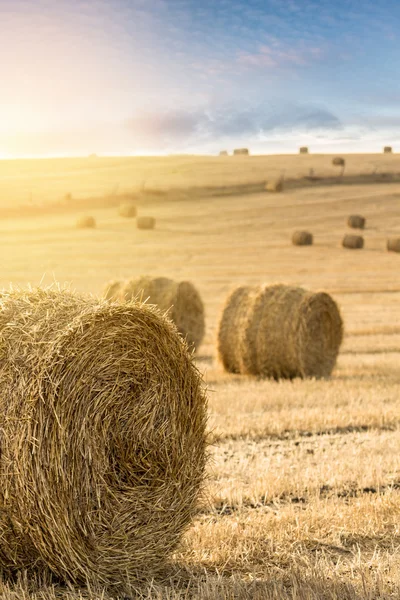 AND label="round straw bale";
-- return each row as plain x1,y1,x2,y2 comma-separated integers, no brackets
219,150,228,156
76,216,96,229
292,231,313,246
0,289,207,587
233,148,249,155
266,179,284,193
347,215,365,229
103,279,123,301
121,276,205,350
342,234,364,249
137,216,155,229
217,284,343,379
384,146,392,153
299,147,309,154
332,157,345,166
119,202,137,218
387,238,400,252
